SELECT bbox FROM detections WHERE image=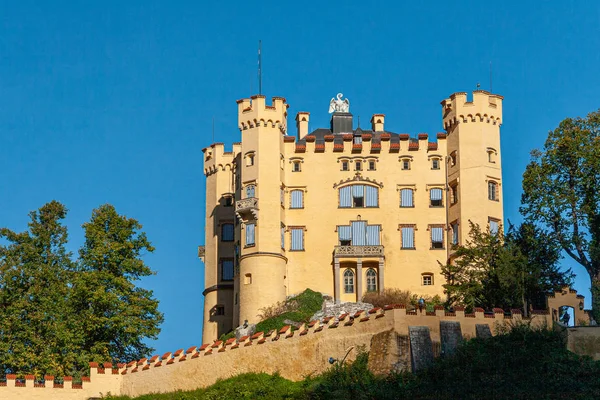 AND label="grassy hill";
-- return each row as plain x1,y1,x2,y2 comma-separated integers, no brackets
108,324,600,399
